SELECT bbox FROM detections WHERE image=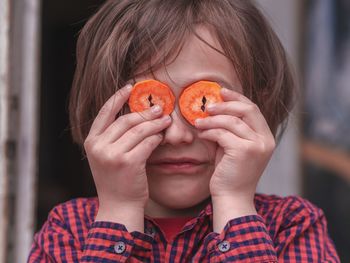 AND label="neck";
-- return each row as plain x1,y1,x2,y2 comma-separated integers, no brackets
145,197,211,218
